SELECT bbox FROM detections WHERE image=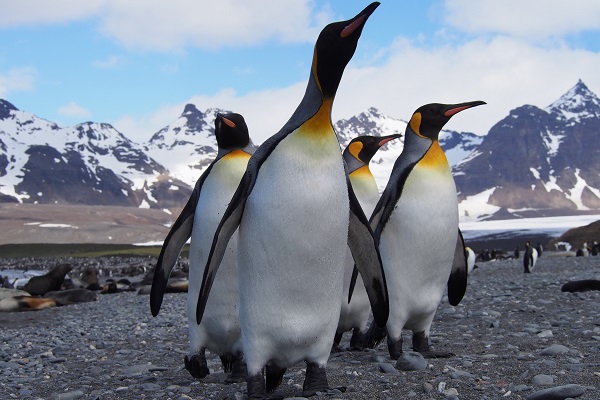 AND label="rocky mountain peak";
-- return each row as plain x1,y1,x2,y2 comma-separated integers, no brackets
0,99,18,119
546,79,600,122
